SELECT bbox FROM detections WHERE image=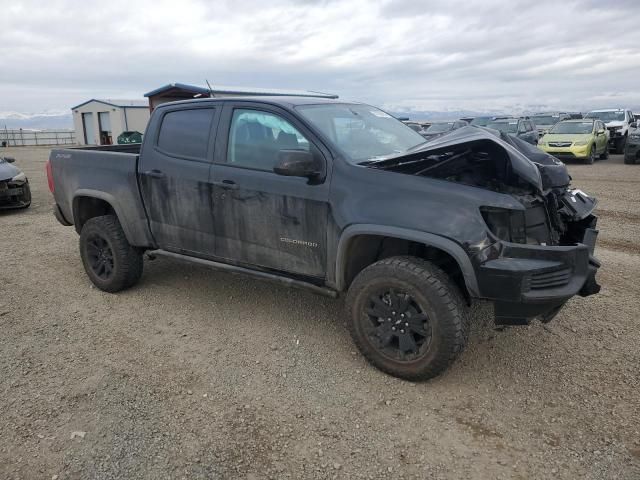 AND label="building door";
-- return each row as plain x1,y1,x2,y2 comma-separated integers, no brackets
82,113,96,145
98,112,112,145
